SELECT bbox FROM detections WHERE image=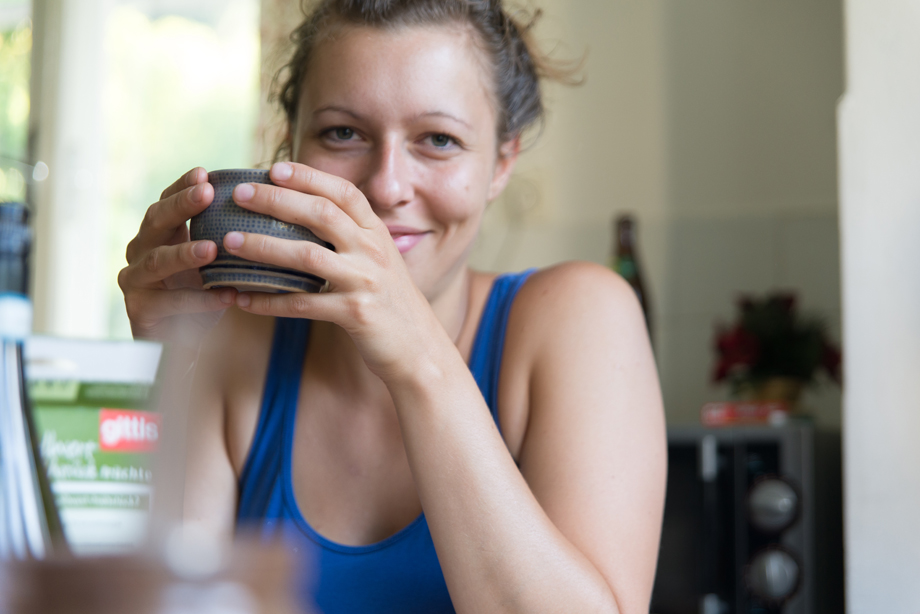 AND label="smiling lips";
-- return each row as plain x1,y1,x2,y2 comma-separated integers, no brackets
387,226,429,253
